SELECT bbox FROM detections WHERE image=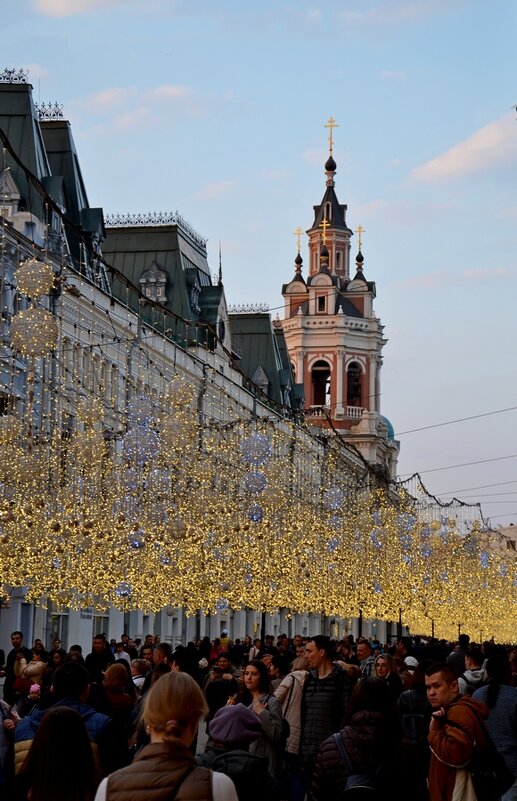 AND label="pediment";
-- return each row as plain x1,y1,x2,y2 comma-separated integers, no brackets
0,170,21,201
311,273,333,287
